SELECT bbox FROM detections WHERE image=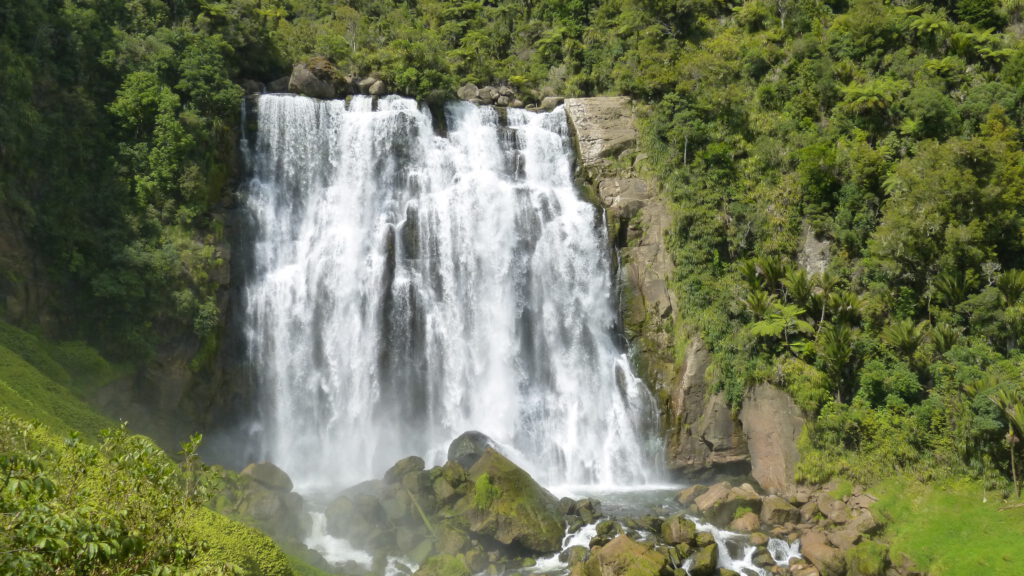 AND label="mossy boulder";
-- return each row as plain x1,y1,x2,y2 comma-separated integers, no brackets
583,534,667,576
688,542,719,576
414,554,470,576
846,540,888,576
661,513,697,545
455,447,565,554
